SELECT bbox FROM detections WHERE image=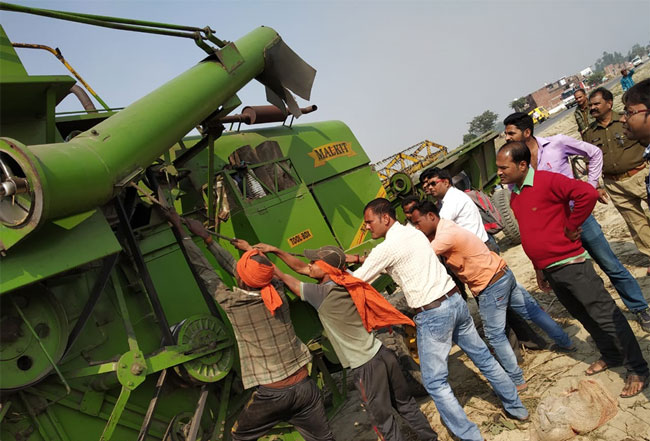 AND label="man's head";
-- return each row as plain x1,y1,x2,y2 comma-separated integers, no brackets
421,167,452,199
363,198,396,239
496,141,531,186
303,245,346,279
574,88,588,108
589,87,613,121
235,252,274,290
621,68,628,76
622,78,650,145
409,201,440,238
400,195,420,222
503,112,534,142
